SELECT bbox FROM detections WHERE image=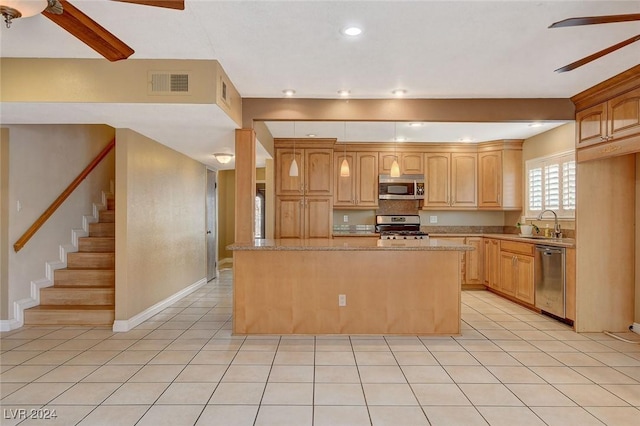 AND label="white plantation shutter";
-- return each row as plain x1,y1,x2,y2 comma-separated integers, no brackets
562,159,576,211
525,150,575,219
528,167,542,212
544,164,560,210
